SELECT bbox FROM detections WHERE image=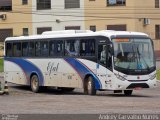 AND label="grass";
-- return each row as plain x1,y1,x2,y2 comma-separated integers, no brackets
0,58,3,72
157,69,160,80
